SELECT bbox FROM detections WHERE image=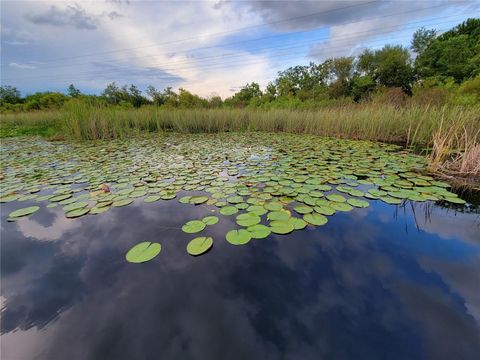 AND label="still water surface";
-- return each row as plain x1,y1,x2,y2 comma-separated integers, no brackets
1,195,479,360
